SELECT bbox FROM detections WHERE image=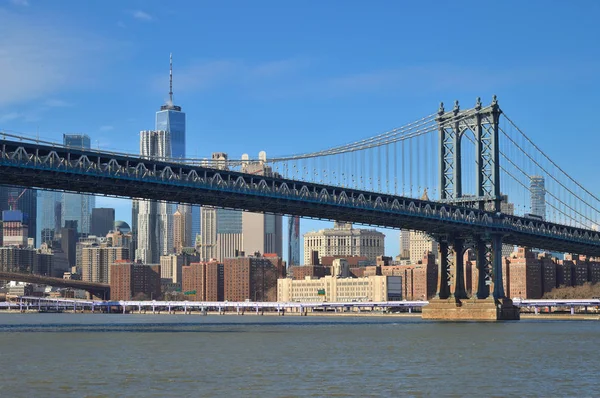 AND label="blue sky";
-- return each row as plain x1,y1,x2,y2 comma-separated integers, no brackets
1,0,600,260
